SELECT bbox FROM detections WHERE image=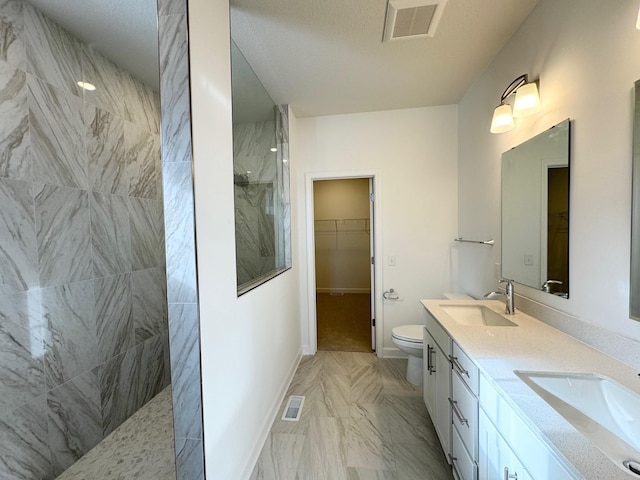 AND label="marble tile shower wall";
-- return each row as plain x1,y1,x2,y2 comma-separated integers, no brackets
234,121,279,285
157,0,205,478
0,1,169,478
